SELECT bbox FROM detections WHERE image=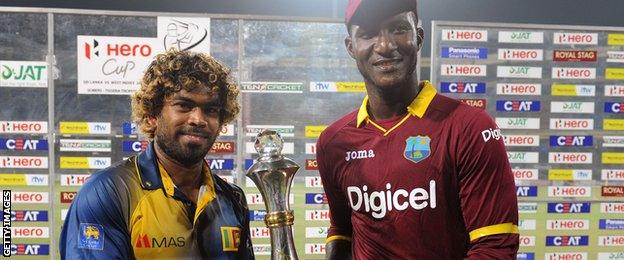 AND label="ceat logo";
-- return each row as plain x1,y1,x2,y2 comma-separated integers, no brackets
546,219,588,230
545,236,589,246
553,32,597,45
496,100,540,112
440,82,486,93
552,67,596,79
553,50,597,62
601,203,624,213
305,176,323,188
549,135,593,147
516,186,537,197
519,236,535,247
459,99,486,109
305,210,330,221
548,186,591,197
440,65,486,77
305,193,327,204
496,83,541,95
498,48,543,61
605,102,624,113
598,236,624,246
441,29,487,42
10,244,50,256
513,169,538,180
11,210,49,222
549,152,592,164
0,138,48,150
605,85,624,97
602,186,624,197
550,119,593,130
122,140,148,152
544,252,587,260
547,202,591,213
84,39,100,59
504,135,539,147
305,159,318,170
